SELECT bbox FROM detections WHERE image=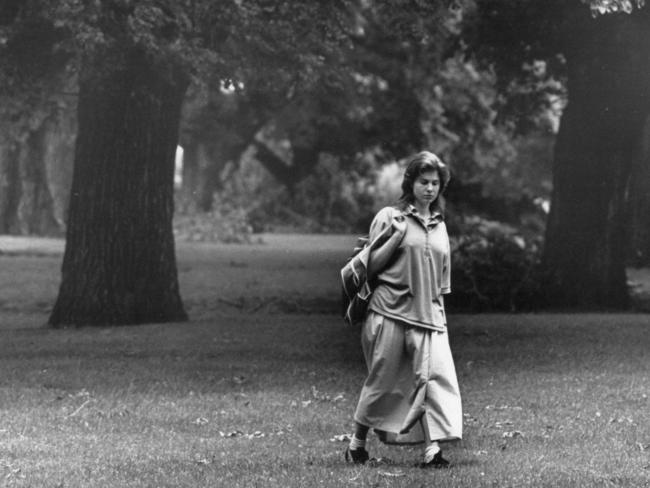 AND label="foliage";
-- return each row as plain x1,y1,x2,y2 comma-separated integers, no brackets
584,0,645,14
0,4,71,142
4,0,555,240
3,0,362,134
209,153,376,234
177,0,463,203
173,205,254,244
183,0,554,234
464,0,645,131
447,217,542,312
421,56,523,202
